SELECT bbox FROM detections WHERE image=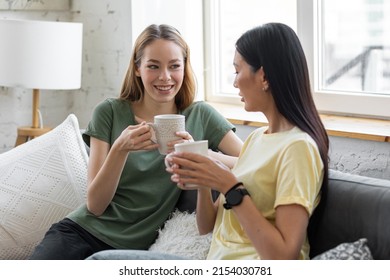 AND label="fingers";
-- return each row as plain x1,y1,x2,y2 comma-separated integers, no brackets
167,131,194,148
165,152,230,189
175,131,194,141
166,153,207,180
122,124,158,151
